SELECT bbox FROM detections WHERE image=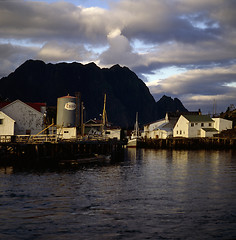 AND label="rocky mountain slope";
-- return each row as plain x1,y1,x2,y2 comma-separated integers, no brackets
0,60,188,127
